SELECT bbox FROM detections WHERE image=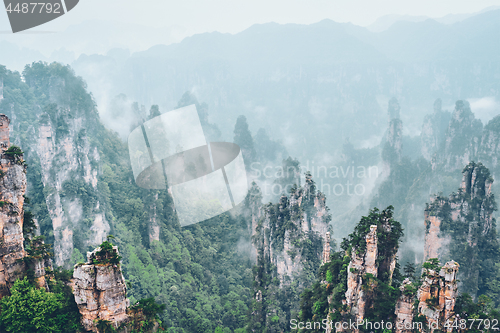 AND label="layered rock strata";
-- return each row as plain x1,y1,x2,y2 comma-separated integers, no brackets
345,225,378,325
394,278,416,333
417,261,460,333
424,162,497,298
0,114,27,297
73,246,130,331
252,174,331,281
30,74,110,268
